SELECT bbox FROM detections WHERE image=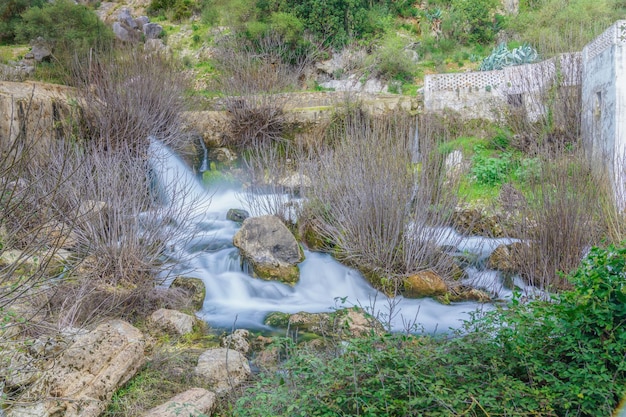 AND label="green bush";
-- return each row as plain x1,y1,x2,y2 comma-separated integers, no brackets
16,0,112,55
371,32,417,81
231,244,626,416
449,0,500,44
471,145,511,185
0,0,45,44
